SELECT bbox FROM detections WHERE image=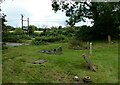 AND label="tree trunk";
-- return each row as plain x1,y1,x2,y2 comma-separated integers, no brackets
108,35,111,43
